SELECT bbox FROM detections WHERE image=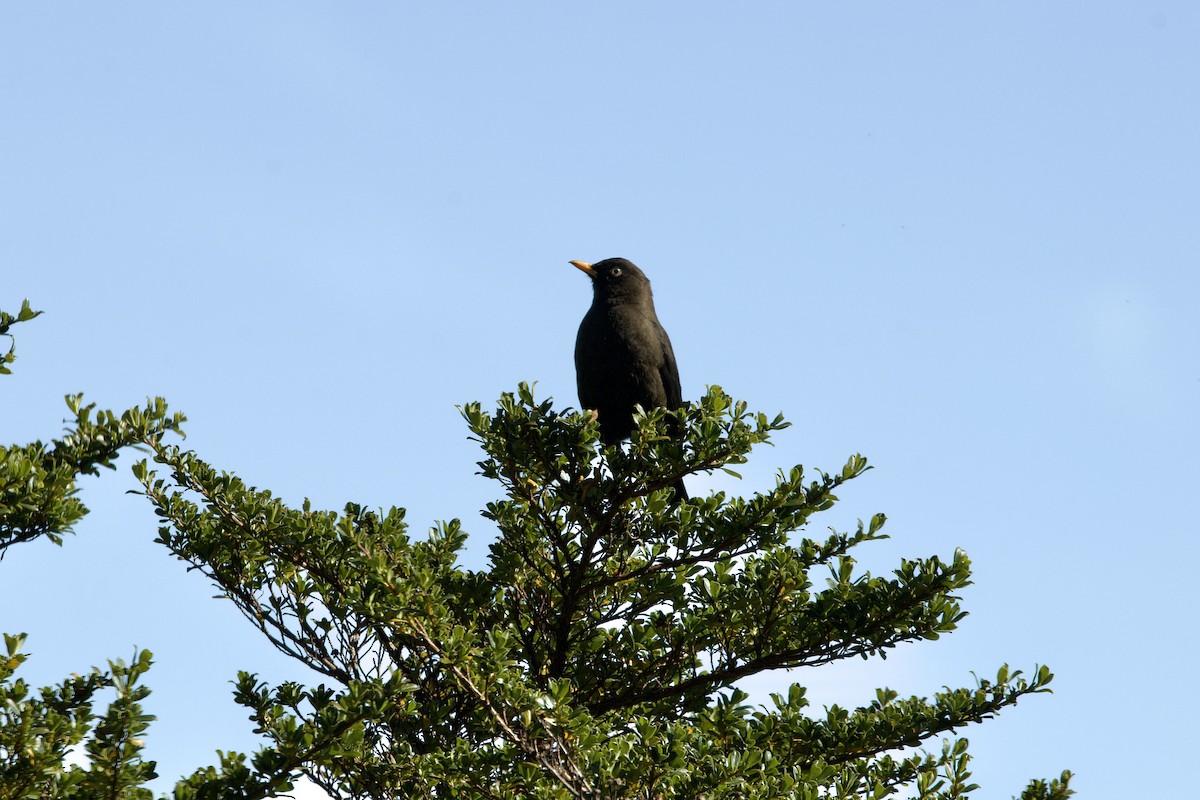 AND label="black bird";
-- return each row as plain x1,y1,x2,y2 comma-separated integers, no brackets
572,257,688,500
